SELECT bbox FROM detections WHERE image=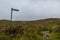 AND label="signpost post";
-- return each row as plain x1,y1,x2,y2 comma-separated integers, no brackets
10,8,19,26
